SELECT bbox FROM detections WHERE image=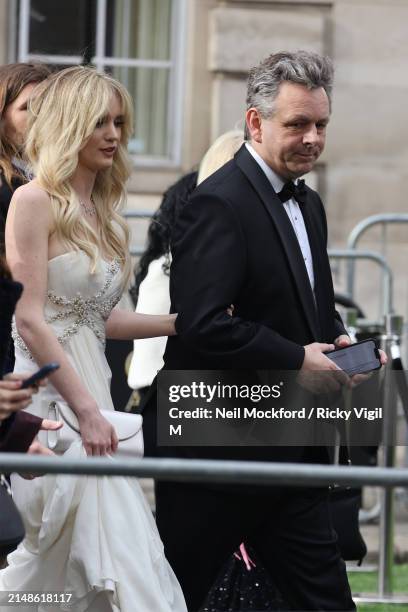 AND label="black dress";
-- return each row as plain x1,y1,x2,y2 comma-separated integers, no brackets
0,168,25,372
0,168,25,256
